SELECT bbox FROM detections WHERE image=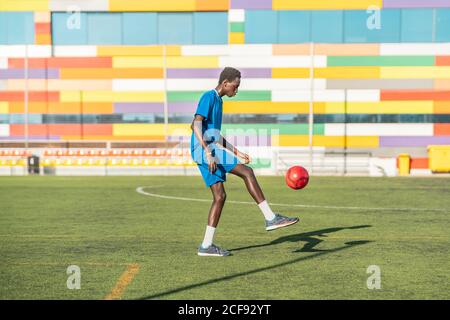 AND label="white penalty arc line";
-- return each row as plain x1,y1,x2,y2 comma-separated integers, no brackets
136,186,448,213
